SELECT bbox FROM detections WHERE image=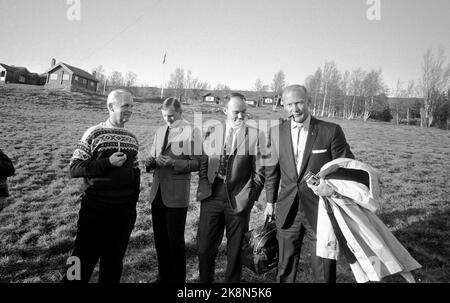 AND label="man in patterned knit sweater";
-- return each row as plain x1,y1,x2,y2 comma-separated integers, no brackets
65,89,140,283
